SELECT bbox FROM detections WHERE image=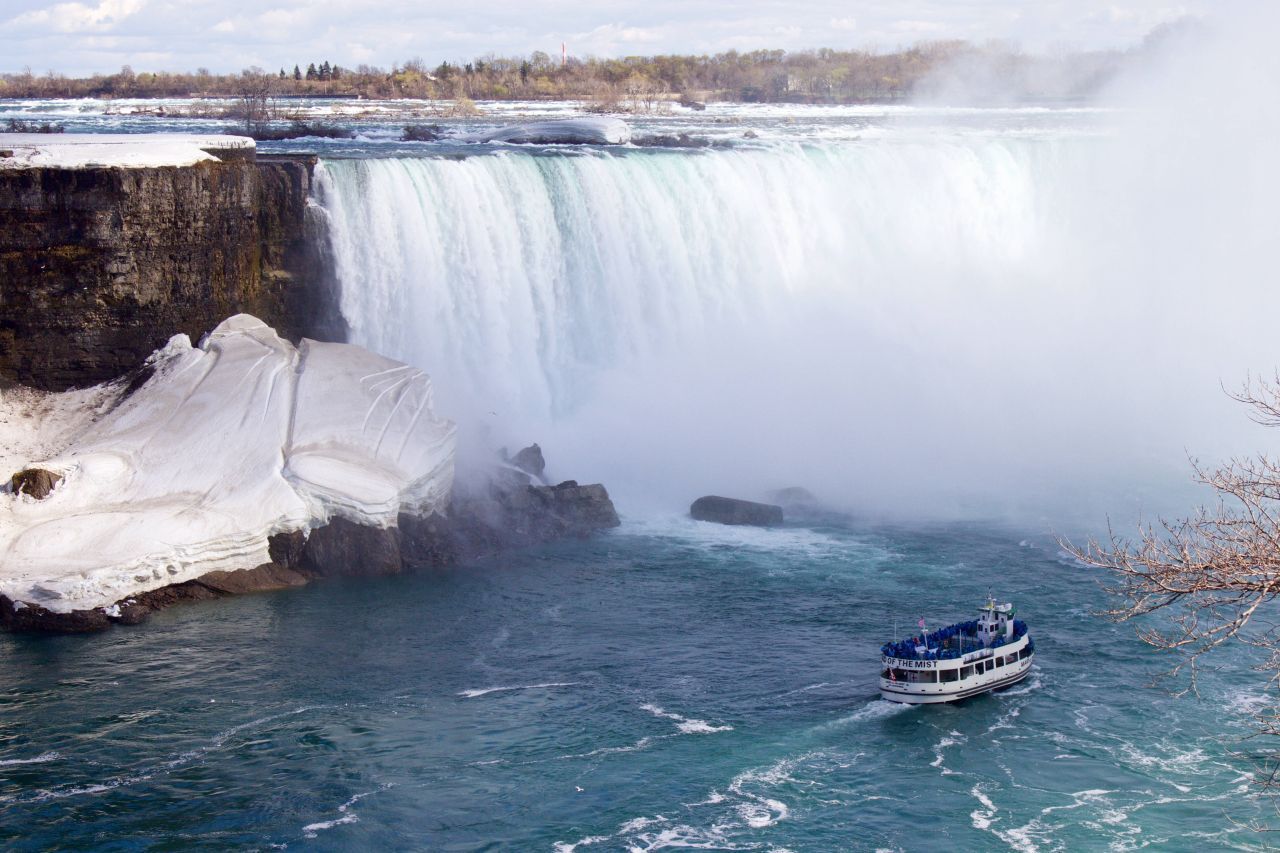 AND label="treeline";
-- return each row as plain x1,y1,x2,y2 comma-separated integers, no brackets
0,41,1130,105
